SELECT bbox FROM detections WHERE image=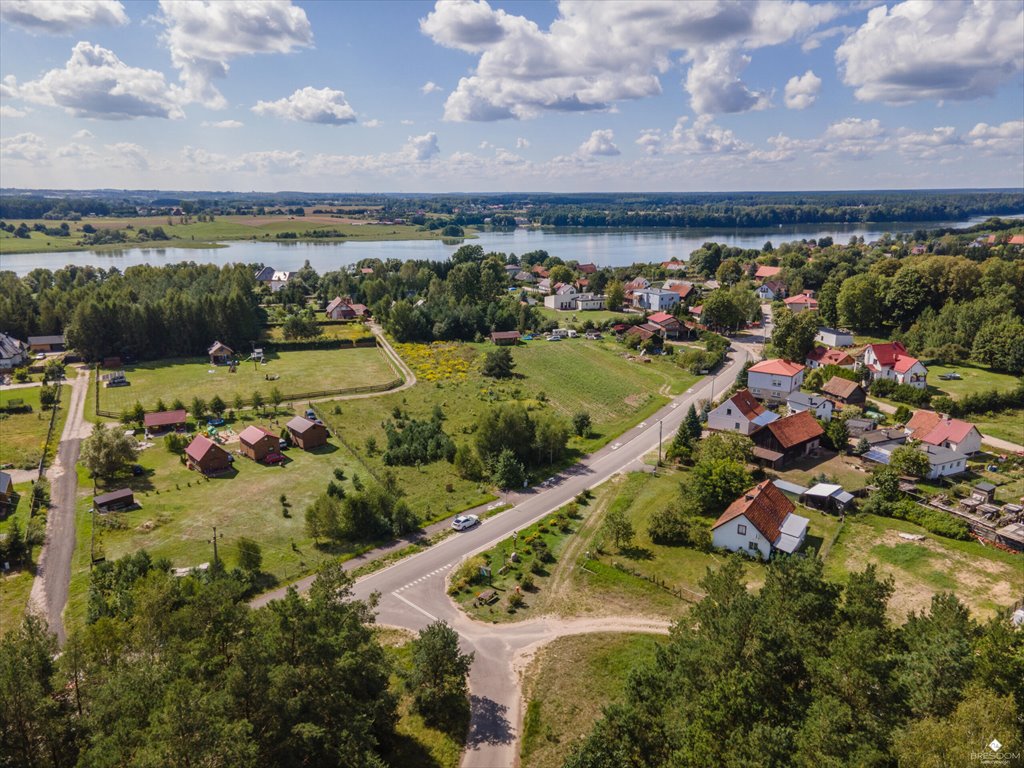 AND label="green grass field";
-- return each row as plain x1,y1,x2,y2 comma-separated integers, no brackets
265,322,372,342
317,339,699,520
520,633,663,768
769,451,874,494
927,363,1021,400
0,483,36,635
97,347,396,415
535,307,634,326
972,408,1024,446
0,385,70,469
0,215,476,254
823,512,1021,620
64,425,368,633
